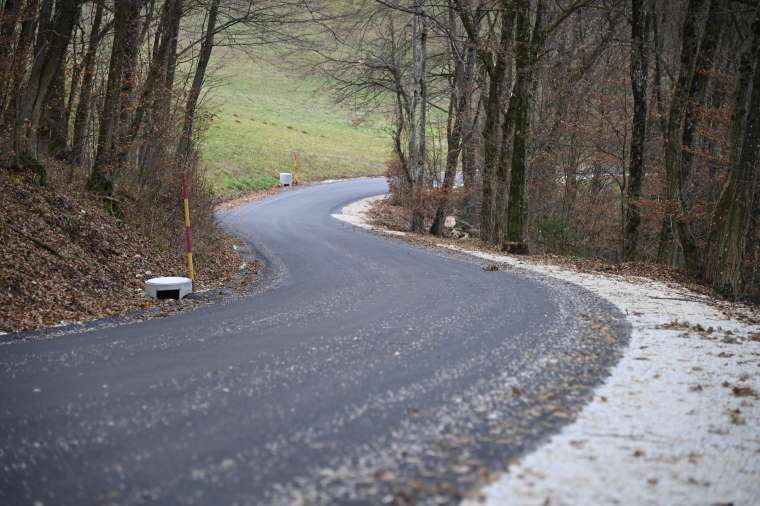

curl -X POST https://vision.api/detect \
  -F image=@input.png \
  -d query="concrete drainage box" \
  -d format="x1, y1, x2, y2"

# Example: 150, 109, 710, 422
279, 172, 293, 186
145, 277, 193, 300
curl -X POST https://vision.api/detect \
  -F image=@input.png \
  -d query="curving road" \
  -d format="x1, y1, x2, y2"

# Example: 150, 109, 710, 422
0, 178, 628, 505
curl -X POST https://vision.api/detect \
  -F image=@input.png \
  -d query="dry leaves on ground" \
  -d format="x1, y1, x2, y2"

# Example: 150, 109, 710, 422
1, 172, 244, 333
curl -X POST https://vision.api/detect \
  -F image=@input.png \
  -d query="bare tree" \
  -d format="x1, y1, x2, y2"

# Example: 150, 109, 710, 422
706, 3, 760, 297
624, 0, 649, 260
430, 0, 477, 236
88, 0, 144, 200
12, 0, 82, 182
661, 0, 707, 272
71, 0, 108, 166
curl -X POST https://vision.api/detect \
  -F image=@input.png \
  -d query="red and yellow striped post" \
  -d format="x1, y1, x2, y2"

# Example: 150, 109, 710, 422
182, 171, 195, 281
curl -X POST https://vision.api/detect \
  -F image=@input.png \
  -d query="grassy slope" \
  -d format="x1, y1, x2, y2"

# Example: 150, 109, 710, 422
201, 52, 389, 196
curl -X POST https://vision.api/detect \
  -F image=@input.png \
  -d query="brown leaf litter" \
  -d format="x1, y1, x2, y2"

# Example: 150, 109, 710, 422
1, 172, 249, 333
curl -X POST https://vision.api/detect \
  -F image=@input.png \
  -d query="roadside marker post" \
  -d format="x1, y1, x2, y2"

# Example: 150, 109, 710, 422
292, 151, 299, 186
182, 171, 195, 281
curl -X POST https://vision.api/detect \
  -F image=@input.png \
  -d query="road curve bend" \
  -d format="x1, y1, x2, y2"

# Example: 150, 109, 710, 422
0, 177, 628, 505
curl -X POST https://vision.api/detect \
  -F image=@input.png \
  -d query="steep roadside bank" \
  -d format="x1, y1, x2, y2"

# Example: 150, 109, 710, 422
0, 172, 246, 334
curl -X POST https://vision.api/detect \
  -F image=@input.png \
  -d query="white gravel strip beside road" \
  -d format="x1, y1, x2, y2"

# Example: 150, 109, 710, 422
331, 195, 384, 228
334, 196, 760, 506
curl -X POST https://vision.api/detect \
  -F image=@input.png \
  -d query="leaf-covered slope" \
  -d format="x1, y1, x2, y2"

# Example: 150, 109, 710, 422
0, 173, 237, 332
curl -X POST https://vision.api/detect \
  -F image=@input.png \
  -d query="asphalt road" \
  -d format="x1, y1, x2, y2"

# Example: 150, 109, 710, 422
0, 178, 629, 505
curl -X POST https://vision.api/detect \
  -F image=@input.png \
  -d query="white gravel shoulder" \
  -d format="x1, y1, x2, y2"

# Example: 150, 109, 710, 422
331, 195, 408, 236
334, 196, 760, 506
331, 195, 385, 228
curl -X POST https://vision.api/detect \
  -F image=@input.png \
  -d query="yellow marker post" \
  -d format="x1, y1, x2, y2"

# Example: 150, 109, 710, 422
182, 171, 195, 280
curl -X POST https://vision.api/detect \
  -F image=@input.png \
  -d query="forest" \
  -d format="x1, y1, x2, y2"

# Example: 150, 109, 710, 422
1, 0, 759, 302
322, 0, 760, 301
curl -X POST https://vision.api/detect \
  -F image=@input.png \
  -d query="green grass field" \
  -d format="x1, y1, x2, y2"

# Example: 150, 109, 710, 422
200, 51, 389, 196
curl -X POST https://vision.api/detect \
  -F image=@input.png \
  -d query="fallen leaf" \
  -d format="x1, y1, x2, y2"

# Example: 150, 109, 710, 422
732, 386, 757, 398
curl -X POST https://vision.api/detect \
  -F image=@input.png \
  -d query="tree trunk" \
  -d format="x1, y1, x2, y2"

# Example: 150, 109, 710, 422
461, 82, 480, 193
34, 0, 54, 54
431, 6, 476, 236
652, 1, 673, 263
392, 84, 412, 189
88, 0, 142, 199
411, 0, 429, 234
681, 0, 724, 185
0, 0, 20, 116
130, 0, 182, 146
624, 0, 649, 260
493, 82, 518, 243
36, 0, 66, 158
662, 0, 706, 273
746, 167, 760, 298
42, 60, 71, 159
178, 0, 220, 161
134, 0, 183, 185
410, 3, 428, 232
65, 27, 82, 146
13, 0, 80, 182
407, 8, 419, 202
1, 0, 38, 134
71, 0, 105, 166
479, 8, 514, 243
504, 0, 544, 248
705, 5, 760, 297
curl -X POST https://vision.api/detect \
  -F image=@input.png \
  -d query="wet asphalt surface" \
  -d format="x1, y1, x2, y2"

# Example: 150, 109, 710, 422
0, 178, 629, 505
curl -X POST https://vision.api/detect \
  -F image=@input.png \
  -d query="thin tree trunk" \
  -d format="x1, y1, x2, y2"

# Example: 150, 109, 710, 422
134, 0, 183, 185
681, 0, 724, 186
178, 0, 220, 162
130, 0, 182, 146
461, 81, 480, 193
624, 0, 649, 260
479, 8, 514, 243
71, 0, 105, 166
405, 3, 420, 221
649, 0, 667, 143
662, 0, 706, 273
411, 0, 428, 234
34, 0, 54, 54
431, 14, 477, 236
0, 0, 20, 116
504, 0, 544, 249
37, 0, 66, 157
65, 27, 82, 141
113, 5, 145, 182
493, 78, 518, 244
652, 0, 676, 264
42, 67, 69, 158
